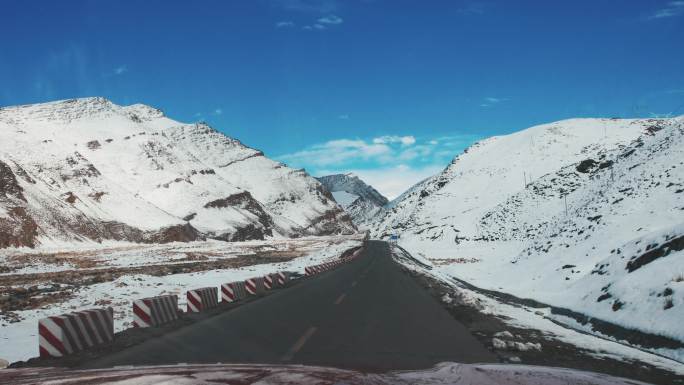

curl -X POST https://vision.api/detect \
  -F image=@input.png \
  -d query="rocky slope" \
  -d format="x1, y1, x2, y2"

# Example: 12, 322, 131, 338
0, 97, 355, 248
370, 117, 684, 348
317, 173, 388, 228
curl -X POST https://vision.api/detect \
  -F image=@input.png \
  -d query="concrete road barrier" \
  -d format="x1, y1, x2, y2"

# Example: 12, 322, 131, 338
268, 273, 280, 288
276, 271, 290, 286
39, 307, 113, 358
221, 281, 248, 303
187, 287, 219, 313
264, 274, 274, 290
245, 277, 266, 296
304, 247, 364, 278
133, 295, 179, 328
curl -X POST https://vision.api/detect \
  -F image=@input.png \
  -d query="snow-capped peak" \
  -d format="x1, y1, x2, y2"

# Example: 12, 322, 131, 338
0, 97, 166, 126
0, 98, 355, 248
317, 173, 388, 228
121, 103, 165, 121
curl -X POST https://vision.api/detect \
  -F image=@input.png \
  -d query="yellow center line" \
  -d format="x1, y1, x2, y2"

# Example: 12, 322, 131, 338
281, 326, 317, 361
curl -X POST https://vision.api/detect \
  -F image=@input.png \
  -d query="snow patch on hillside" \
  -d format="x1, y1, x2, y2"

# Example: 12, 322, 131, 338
332, 191, 360, 207
0, 97, 355, 248
372, 116, 684, 355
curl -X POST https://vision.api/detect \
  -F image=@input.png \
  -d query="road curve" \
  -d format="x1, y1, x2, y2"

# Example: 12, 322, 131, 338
81, 240, 497, 371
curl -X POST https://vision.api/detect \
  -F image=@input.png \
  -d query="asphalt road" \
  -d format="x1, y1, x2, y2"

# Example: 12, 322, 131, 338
82, 240, 496, 371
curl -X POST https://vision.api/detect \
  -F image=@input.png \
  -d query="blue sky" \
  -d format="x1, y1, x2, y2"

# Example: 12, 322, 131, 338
1, 0, 683, 198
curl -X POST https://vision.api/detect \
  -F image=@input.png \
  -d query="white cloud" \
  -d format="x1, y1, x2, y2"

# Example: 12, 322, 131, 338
303, 23, 329, 30
401, 136, 417, 146
279, 134, 476, 169
275, 21, 295, 28
372, 135, 416, 146
649, 1, 684, 19
300, 13, 343, 31
114, 65, 127, 75
653, 9, 676, 18
279, 138, 392, 167
398, 144, 434, 161
279, 134, 480, 198
337, 114, 350, 120
214, 108, 223, 115
480, 96, 507, 107
457, 2, 486, 16
317, 14, 343, 24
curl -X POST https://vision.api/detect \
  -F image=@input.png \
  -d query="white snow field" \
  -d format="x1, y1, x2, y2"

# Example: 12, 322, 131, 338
394, 245, 684, 376
372, 116, 684, 359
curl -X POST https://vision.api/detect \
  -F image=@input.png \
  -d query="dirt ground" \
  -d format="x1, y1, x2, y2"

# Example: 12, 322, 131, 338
0, 251, 301, 324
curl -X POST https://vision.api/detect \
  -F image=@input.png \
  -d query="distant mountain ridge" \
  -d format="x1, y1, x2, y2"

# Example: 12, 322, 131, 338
317, 173, 388, 207
0, 97, 356, 248
316, 173, 388, 228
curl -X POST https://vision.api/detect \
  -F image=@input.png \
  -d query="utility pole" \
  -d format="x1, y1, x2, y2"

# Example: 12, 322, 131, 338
564, 195, 568, 217
523, 172, 527, 188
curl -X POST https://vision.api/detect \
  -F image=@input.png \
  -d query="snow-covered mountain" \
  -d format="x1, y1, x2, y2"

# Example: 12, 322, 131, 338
370, 117, 684, 344
0, 97, 355, 248
317, 173, 388, 228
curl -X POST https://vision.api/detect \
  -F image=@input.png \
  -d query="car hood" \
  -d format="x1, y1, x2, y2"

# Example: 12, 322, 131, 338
0, 362, 652, 384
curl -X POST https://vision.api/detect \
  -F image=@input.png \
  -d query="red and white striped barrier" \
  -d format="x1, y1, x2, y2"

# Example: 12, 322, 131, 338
276, 271, 289, 285
264, 274, 274, 290
187, 287, 219, 313
133, 295, 179, 328
245, 277, 266, 296
303, 248, 363, 278
221, 281, 248, 303
39, 307, 114, 358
